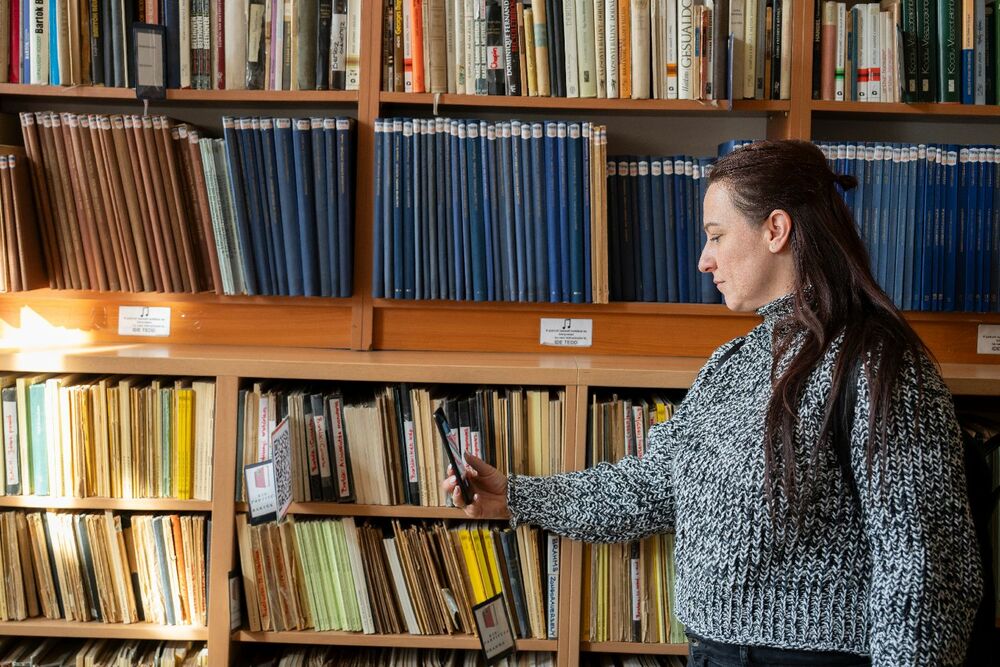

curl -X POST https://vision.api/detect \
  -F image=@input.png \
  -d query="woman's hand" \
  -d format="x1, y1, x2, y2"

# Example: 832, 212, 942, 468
440, 454, 512, 520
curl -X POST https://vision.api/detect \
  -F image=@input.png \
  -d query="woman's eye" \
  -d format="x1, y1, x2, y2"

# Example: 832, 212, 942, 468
708, 235, 720, 243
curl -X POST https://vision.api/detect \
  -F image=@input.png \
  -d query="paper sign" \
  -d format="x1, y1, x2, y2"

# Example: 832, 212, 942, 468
978, 325, 1000, 355
271, 417, 292, 522
472, 594, 516, 665
118, 306, 171, 337
540, 318, 593, 347
244, 460, 277, 525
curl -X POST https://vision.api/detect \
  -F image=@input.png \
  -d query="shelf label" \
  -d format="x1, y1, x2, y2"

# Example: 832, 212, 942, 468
977, 325, 1000, 355
540, 318, 593, 347
118, 306, 171, 337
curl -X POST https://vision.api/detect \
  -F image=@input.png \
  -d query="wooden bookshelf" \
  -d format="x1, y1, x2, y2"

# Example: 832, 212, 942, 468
0, 496, 211, 512
0, 619, 208, 641
1, 0, 998, 664
234, 630, 557, 651
581, 641, 689, 656
0, 83, 359, 104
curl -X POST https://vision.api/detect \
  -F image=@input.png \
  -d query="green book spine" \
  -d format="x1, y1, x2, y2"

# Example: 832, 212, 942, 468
936, 0, 960, 101
28, 384, 48, 496
901, 0, 919, 102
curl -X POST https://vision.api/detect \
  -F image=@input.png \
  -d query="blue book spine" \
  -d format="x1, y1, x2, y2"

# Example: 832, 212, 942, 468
850, 144, 865, 237
411, 121, 424, 299
511, 122, 528, 302
663, 159, 679, 302
567, 124, 584, 303
698, 159, 717, 303
465, 121, 485, 301
434, 119, 449, 300
925, 146, 941, 311
870, 145, 885, 288
273, 119, 303, 296
49, 0, 58, 85
969, 147, 984, 311
979, 148, 995, 311
326, 118, 343, 298
252, 119, 281, 295
673, 159, 689, 302
530, 123, 548, 303
221, 118, 259, 295
480, 123, 497, 302
962, 40, 975, 104
879, 147, 896, 297
164, 1, 181, 87
618, 159, 635, 302
843, 144, 857, 214
485, 122, 501, 301
629, 159, 643, 301
556, 123, 570, 302
152, 517, 177, 625
240, 119, 273, 295
892, 146, 909, 307
391, 121, 405, 298
520, 124, 537, 302
292, 119, 319, 296
424, 121, 438, 300
21, 0, 30, 83
338, 118, 354, 298
311, 119, 332, 297
958, 148, 973, 310
902, 145, 919, 311
373, 120, 385, 297
447, 121, 460, 300
581, 124, 592, 303
992, 147, 1000, 311
402, 120, 415, 298
649, 160, 667, 302
606, 160, 620, 301
636, 159, 656, 302
544, 123, 561, 302
498, 122, 516, 301
910, 145, 926, 310
454, 121, 469, 300
259, 119, 288, 296
945, 146, 961, 311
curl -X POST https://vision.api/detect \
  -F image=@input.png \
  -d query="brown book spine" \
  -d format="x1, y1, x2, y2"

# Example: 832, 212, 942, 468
155, 118, 199, 292
55, 112, 104, 291
85, 114, 133, 291
105, 116, 155, 292
9, 155, 48, 290
0, 157, 16, 291
125, 115, 170, 292
67, 116, 119, 291
31, 112, 76, 289
17, 114, 64, 289
39, 113, 87, 290
141, 116, 185, 292
180, 127, 224, 294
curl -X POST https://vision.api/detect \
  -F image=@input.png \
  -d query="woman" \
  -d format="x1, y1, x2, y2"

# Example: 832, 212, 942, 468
442, 140, 982, 665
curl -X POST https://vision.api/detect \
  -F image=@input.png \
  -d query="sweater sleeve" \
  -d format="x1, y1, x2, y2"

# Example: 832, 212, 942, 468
506, 339, 740, 544
853, 356, 982, 666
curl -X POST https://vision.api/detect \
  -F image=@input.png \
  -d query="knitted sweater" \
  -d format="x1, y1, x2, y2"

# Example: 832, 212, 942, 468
507, 294, 982, 665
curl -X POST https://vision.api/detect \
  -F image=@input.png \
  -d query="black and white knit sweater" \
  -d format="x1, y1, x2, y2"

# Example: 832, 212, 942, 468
508, 294, 982, 665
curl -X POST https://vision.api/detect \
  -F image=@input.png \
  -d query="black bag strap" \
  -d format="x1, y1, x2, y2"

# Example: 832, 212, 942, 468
833, 356, 863, 507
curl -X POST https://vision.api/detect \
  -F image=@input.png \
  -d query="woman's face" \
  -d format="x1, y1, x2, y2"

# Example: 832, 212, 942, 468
698, 183, 791, 312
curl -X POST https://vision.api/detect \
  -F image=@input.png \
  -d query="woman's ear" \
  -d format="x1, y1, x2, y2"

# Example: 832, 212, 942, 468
764, 209, 793, 253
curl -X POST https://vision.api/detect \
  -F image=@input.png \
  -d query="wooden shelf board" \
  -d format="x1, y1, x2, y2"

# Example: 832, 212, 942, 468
379, 91, 788, 114
0, 496, 211, 511
0, 290, 355, 349
576, 355, 705, 389
234, 501, 474, 519
0, 84, 358, 104
0, 619, 207, 640
234, 630, 555, 651
581, 641, 689, 656
811, 100, 1000, 118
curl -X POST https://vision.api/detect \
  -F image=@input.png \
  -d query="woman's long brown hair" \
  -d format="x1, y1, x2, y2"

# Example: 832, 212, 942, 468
708, 139, 929, 516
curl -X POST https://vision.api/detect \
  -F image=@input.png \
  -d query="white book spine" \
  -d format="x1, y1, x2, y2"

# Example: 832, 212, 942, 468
454, 0, 466, 92
476, 0, 486, 94
679, 0, 694, 99
181, 0, 192, 88
346, 0, 361, 90
546, 533, 560, 639
975, 0, 985, 104
742, 0, 756, 97
650, 0, 660, 98
224, 0, 247, 89
576, 0, 598, 97
631, 0, 651, 98
729, 0, 744, 99
402, 0, 413, 91
445, 0, 456, 92
563, 0, 580, 96
666, 0, 678, 98
834, 2, 846, 100
30, 0, 47, 85
594, 0, 607, 97
606, 0, 619, 97
867, 4, 880, 102
465, 0, 476, 93
880, 9, 891, 103
779, 0, 791, 99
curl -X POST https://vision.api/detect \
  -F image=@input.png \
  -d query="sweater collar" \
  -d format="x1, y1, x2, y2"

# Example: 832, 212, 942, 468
755, 292, 796, 330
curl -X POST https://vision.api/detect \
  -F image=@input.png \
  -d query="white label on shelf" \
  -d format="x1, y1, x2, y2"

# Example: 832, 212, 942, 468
540, 318, 593, 347
118, 306, 171, 337
977, 325, 1000, 355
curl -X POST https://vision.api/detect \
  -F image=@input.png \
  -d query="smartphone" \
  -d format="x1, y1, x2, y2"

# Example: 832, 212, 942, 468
433, 406, 473, 505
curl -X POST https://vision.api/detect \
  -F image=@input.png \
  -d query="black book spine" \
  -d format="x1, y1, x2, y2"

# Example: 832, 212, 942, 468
771, 0, 782, 100
90, 0, 104, 85
549, 0, 565, 96
486, 0, 506, 94
502, 0, 521, 95
316, 0, 332, 89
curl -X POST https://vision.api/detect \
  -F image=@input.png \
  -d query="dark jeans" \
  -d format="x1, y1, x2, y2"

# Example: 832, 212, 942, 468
687, 632, 872, 667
